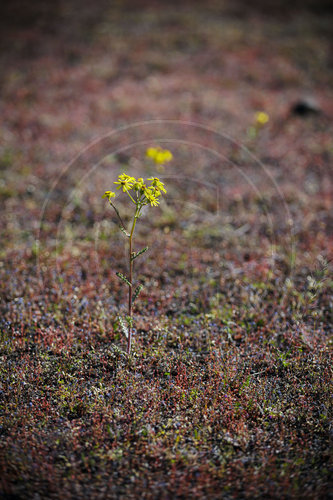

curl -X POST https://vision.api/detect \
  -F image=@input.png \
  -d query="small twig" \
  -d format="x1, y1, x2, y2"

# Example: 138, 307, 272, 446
110, 201, 128, 235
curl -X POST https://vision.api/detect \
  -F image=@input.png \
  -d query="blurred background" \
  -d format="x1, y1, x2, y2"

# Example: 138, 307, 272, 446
0, 0, 332, 291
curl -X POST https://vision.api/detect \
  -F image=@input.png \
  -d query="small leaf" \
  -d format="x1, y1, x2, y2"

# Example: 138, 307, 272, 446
131, 247, 149, 261
119, 226, 130, 237
132, 284, 144, 303
118, 316, 128, 339
116, 272, 132, 287
125, 315, 133, 328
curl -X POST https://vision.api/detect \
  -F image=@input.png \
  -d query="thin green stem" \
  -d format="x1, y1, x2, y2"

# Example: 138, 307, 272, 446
126, 189, 137, 204
127, 207, 140, 354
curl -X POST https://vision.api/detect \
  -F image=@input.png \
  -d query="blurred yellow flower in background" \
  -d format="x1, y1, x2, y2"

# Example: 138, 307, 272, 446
254, 111, 269, 126
146, 147, 173, 164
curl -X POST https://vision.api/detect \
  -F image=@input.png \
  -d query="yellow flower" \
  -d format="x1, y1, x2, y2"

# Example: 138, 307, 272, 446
114, 173, 135, 192
102, 191, 116, 200
133, 178, 145, 191
149, 196, 160, 207
144, 187, 160, 206
146, 147, 173, 164
255, 111, 269, 126
148, 177, 167, 194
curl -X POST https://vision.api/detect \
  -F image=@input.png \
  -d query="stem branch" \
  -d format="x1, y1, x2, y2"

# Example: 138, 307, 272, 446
110, 202, 127, 233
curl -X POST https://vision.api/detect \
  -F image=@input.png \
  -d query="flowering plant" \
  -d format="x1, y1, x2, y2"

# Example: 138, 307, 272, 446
103, 147, 173, 354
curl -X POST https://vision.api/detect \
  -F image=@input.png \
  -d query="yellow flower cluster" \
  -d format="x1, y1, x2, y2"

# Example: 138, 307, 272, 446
103, 147, 172, 207
103, 173, 167, 207
146, 147, 173, 164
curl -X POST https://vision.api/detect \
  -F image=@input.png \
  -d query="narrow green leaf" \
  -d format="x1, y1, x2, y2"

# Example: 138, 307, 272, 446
118, 316, 128, 339
116, 272, 132, 287
119, 226, 130, 237
131, 246, 149, 261
132, 284, 144, 303
125, 315, 133, 328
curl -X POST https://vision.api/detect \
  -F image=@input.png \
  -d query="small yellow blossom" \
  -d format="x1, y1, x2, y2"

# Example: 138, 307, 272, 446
148, 177, 167, 194
144, 186, 160, 206
146, 147, 173, 164
102, 191, 116, 200
255, 111, 269, 126
114, 174, 135, 192
149, 196, 160, 207
133, 178, 145, 191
